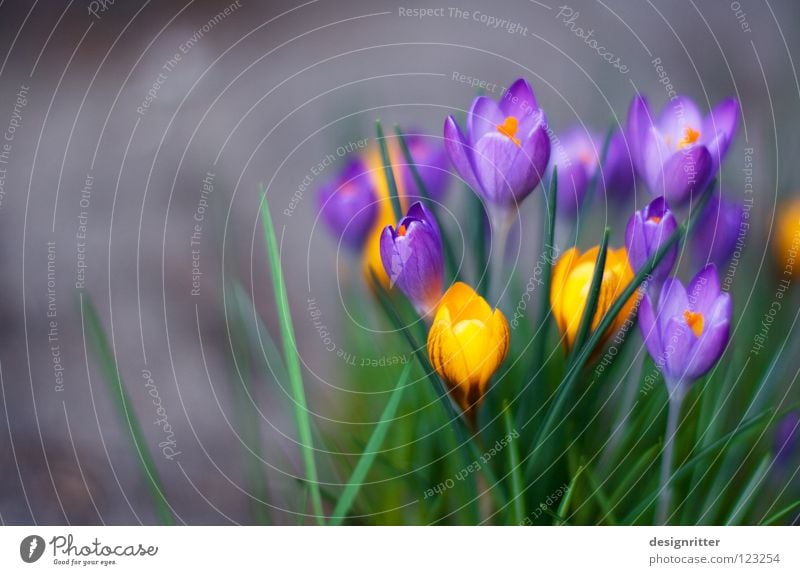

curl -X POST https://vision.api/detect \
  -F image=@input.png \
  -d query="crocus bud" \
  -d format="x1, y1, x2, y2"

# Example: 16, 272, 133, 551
317, 157, 378, 249
625, 196, 678, 283
380, 202, 444, 317
427, 282, 509, 415
550, 246, 638, 351
638, 264, 732, 390
627, 95, 738, 205
444, 77, 550, 208
691, 191, 744, 268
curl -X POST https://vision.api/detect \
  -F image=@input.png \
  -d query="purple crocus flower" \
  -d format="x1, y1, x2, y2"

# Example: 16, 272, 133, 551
625, 197, 678, 283
379, 202, 444, 317
317, 157, 378, 249
546, 126, 635, 217
774, 411, 799, 465
639, 264, 732, 389
444, 77, 551, 208
627, 95, 738, 205
397, 133, 450, 201
690, 190, 744, 268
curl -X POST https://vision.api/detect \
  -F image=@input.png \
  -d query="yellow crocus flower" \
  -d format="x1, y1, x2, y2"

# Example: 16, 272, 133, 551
773, 198, 800, 279
550, 246, 637, 351
427, 282, 509, 416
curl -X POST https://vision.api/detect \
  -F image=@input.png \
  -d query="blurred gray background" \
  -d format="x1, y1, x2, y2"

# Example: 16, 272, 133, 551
0, 0, 797, 524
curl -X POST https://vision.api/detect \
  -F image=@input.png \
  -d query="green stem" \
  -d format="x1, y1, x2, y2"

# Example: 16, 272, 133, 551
657, 385, 685, 525
376, 120, 403, 223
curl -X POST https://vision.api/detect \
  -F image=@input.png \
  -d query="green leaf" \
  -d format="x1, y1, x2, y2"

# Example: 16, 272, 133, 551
556, 463, 582, 524
260, 188, 324, 523
82, 295, 174, 525
724, 454, 770, 525
376, 119, 403, 223
502, 401, 525, 524
329, 362, 413, 525
569, 228, 610, 365
759, 499, 800, 526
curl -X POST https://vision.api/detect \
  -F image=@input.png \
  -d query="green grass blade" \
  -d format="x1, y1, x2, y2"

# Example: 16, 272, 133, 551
329, 362, 413, 525
724, 454, 770, 525
608, 440, 662, 504
759, 499, 800, 526
502, 401, 525, 524
376, 119, 403, 223
82, 295, 174, 525
556, 463, 582, 524
568, 227, 610, 365
516, 167, 558, 430
583, 463, 618, 525
260, 188, 324, 523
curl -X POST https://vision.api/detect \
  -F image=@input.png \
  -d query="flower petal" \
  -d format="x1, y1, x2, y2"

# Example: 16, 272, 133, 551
444, 116, 483, 195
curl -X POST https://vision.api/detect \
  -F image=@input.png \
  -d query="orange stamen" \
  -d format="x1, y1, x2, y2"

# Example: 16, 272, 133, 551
678, 126, 700, 149
397, 224, 407, 237
648, 216, 662, 224
496, 116, 521, 147
683, 310, 704, 337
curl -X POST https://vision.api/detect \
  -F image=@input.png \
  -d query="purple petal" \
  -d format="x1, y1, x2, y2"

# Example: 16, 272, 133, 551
663, 316, 693, 382
657, 277, 688, 333
444, 116, 482, 194
499, 78, 538, 120
600, 128, 635, 201
627, 95, 653, 179
703, 98, 739, 161
654, 145, 713, 205
638, 294, 664, 363
657, 95, 703, 143
685, 317, 729, 381
687, 264, 721, 314
468, 96, 504, 141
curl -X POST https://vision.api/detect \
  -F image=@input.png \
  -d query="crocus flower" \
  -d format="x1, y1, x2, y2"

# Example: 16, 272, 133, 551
638, 264, 732, 389
318, 157, 378, 249
772, 197, 800, 279
380, 202, 444, 317
691, 191, 744, 268
627, 95, 738, 205
394, 132, 450, 201
444, 77, 550, 207
427, 282, 509, 417
625, 196, 679, 283
546, 127, 634, 217
550, 246, 638, 351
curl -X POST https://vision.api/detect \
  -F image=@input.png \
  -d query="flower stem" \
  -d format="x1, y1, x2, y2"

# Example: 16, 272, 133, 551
489, 207, 515, 306
657, 384, 686, 524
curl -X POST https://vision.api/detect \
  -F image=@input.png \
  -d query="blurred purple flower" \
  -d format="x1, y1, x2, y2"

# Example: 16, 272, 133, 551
444, 77, 550, 207
627, 95, 738, 205
774, 411, 799, 465
380, 202, 444, 317
639, 264, 732, 389
625, 196, 678, 283
546, 127, 635, 217
691, 190, 744, 268
397, 133, 450, 201
317, 157, 378, 249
